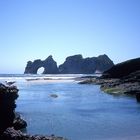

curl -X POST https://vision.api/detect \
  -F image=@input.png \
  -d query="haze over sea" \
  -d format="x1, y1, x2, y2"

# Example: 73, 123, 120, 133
0, 74, 140, 140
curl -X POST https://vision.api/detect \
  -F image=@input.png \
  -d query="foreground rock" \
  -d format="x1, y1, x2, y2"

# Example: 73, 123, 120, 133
1, 127, 66, 140
13, 113, 27, 130
24, 54, 114, 74
79, 58, 140, 101
0, 83, 66, 140
0, 83, 19, 133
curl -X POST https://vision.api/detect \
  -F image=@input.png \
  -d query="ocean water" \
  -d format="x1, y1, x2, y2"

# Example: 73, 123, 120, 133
1, 74, 140, 140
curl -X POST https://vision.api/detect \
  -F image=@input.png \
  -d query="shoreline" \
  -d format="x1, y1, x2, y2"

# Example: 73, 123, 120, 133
25, 78, 76, 83
0, 83, 67, 140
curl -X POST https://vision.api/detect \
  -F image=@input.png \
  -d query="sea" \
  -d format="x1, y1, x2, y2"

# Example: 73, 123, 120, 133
0, 74, 140, 140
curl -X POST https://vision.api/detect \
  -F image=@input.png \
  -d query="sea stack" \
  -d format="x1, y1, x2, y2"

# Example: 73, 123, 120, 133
24, 55, 59, 74
24, 54, 114, 74
59, 54, 114, 74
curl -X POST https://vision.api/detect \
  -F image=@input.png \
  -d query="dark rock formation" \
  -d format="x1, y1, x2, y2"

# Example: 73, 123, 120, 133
79, 57, 140, 102
136, 94, 140, 102
13, 113, 27, 130
59, 55, 84, 74
0, 83, 18, 134
1, 127, 66, 140
59, 54, 114, 74
0, 83, 66, 140
24, 55, 59, 74
102, 57, 140, 78
24, 54, 114, 74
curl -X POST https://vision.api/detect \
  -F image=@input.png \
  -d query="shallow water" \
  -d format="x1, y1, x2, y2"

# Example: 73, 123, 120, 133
1, 74, 140, 140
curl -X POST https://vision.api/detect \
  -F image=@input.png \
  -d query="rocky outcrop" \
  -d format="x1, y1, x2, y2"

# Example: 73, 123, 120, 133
24, 55, 59, 74
0, 83, 66, 140
13, 113, 27, 130
24, 54, 114, 74
0, 83, 27, 132
59, 55, 84, 74
0, 83, 19, 133
79, 57, 140, 102
102, 57, 140, 78
1, 127, 66, 140
59, 54, 114, 74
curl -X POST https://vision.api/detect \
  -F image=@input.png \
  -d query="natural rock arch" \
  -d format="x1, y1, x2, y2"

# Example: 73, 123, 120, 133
24, 54, 114, 74
37, 67, 45, 74
24, 56, 59, 74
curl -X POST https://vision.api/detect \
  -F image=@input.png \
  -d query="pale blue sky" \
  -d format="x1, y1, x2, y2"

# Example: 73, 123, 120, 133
0, 0, 140, 73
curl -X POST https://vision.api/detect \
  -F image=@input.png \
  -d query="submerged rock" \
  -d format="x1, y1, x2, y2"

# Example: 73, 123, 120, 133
50, 94, 58, 98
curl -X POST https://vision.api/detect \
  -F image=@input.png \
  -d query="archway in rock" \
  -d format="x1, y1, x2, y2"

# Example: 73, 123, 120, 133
37, 67, 45, 74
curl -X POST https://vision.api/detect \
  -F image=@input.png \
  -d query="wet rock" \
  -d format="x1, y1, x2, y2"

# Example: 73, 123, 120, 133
0, 83, 19, 133
50, 94, 58, 98
0, 83, 67, 140
136, 94, 140, 102
1, 127, 67, 140
13, 113, 27, 130
78, 57, 140, 101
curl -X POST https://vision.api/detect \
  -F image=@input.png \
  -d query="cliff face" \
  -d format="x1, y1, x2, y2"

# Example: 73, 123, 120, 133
59, 54, 114, 74
59, 55, 84, 74
102, 57, 140, 78
0, 83, 18, 133
24, 54, 114, 74
24, 55, 59, 74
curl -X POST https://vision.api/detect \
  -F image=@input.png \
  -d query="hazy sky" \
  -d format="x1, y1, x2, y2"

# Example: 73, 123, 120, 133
0, 0, 140, 74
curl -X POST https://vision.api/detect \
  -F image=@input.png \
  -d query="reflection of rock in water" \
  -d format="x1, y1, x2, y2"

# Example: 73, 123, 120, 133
50, 94, 58, 98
